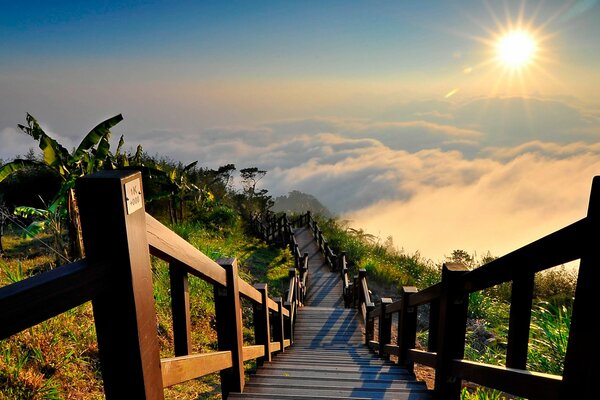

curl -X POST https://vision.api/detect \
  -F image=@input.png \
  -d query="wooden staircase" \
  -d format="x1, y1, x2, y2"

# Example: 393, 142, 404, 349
231, 226, 431, 399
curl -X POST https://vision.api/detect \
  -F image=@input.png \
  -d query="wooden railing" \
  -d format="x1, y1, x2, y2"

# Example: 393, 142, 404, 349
252, 212, 308, 307
363, 176, 600, 399
0, 170, 295, 399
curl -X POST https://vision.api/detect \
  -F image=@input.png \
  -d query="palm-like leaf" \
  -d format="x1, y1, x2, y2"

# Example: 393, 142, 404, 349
18, 114, 70, 171
0, 159, 49, 182
71, 114, 123, 161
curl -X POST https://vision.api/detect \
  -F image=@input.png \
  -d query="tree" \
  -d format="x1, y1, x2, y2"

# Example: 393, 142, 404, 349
0, 113, 123, 259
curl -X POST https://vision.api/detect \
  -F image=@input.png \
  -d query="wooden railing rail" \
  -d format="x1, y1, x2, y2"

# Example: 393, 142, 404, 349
0, 170, 293, 399
362, 176, 600, 400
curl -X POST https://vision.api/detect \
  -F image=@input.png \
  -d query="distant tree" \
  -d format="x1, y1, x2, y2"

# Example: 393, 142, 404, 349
237, 167, 272, 219
271, 190, 333, 218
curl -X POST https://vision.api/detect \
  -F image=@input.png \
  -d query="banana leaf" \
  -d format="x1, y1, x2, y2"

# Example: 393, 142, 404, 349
0, 159, 49, 182
71, 114, 123, 161
18, 114, 70, 171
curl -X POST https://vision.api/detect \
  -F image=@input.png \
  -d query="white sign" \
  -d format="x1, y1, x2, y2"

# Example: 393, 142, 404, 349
124, 179, 143, 215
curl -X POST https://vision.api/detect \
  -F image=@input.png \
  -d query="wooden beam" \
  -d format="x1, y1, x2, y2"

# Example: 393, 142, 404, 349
146, 213, 227, 286
242, 345, 265, 362
161, 351, 232, 388
562, 175, 600, 398
407, 349, 437, 368
77, 170, 164, 399
214, 258, 245, 397
169, 262, 192, 356
506, 272, 534, 369
0, 259, 109, 340
433, 263, 469, 400
253, 283, 271, 365
452, 359, 561, 400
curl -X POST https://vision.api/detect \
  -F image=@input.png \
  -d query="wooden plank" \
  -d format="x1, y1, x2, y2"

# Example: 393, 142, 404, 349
77, 170, 164, 399
273, 297, 285, 353
267, 297, 279, 312
462, 218, 587, 293
269, 342, 281, 353
146, 213, 227, 287
161, 351, 232, 387
169, 262, 191, 356
367, 307, 380, 319
385, 299, 403, 314
398, 286, 418, 371
452, 359, 561, 400
0, 259, 109, 340
562, 175, 600, 398
284, 339, 291, 348
434, 263, 469, 399
378, 298, 393, 358
243, 345, 265, 362
214, 258, 245, 397
506, 273, 534, 369
369, 340, 380, 351
407, 349, 437, 367
238, 277, 262, 303
408, 283, 442, 307
253, 283, 271, 365
384, 344, 400, 356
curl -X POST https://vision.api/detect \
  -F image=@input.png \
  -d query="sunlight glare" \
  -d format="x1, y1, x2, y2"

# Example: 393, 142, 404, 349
496, 30, 536, 69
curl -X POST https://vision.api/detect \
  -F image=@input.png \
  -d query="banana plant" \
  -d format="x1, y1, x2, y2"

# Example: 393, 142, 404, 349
0, 113, 123, 260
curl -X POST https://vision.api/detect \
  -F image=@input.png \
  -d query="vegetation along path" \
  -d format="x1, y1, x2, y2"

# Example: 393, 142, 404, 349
230, 227, 431, 399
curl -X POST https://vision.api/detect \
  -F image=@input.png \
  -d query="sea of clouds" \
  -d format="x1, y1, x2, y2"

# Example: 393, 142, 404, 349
2, 95, 600, 261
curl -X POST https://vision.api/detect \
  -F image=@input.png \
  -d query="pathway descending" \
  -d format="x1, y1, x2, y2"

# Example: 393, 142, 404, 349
230, 226, 431, 399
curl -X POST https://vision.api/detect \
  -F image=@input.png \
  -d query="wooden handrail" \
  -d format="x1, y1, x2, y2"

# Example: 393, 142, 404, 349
147, 213, 227, 287
0, 170, 295, 399
363, 176, 600, 400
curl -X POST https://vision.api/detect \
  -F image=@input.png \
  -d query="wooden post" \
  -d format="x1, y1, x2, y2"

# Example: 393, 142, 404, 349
306, 211, 311, 227
379, 298, 393, 358
253, 283, 271, 365
273, 297, 285, 353
433, 263, 469, 400
353, 275, 359, 308
76, 170, 163, 399
428, 300, 439, 352
294, 243, 300, 268
562, 176, 600, 398
506, 272, 534, 369
398, 286, 418, 372
214, 258, 244, 397
170, 262, 192, 356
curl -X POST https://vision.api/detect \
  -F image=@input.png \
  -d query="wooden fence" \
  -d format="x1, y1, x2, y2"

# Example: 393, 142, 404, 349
0, 170, 300, 399
357, 176, 600, 399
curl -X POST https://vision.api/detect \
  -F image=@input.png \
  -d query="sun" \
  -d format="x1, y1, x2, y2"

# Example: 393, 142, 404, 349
496, 30, 537, 69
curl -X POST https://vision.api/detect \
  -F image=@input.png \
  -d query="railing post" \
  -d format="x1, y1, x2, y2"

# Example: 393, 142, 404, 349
428, 300, 439, 352
76, 170, 163, 399
214, 258, 245, 397
379, 298, 393, 358
273, 297, 286, 353
169, 262, 192, 356
294, 243, 300, 268
562, 176, 600, 398
398, 286, 418, 372
253, 283, 271, 366
306, 211, 311, 227
506, 272, 534, 369
433, 263, 469, 400
353, 275, 359, 308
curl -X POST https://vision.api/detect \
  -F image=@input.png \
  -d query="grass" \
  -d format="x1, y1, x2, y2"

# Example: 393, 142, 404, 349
316, 217, 439, 292
0, 216, 294, 399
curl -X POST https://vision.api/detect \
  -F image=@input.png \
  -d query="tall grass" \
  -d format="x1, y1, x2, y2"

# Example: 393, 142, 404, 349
317, 217, 439, 290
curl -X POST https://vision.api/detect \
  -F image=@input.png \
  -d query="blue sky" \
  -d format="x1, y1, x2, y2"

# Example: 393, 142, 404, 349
1, 0, 600, 261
